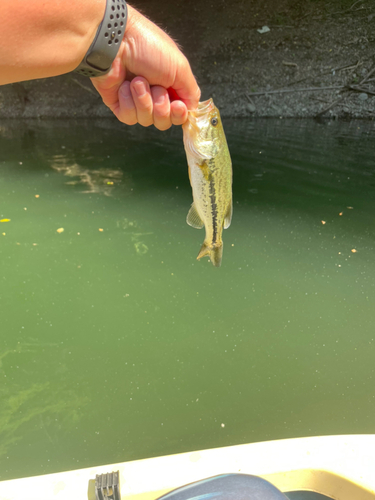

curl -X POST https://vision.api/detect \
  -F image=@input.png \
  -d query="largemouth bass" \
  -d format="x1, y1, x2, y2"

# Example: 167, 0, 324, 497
182, 98, 233, 267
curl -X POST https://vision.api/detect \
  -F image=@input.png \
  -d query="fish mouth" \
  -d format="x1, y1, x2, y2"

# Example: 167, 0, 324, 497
195, 98, 215, 116
184, 98, 215, 132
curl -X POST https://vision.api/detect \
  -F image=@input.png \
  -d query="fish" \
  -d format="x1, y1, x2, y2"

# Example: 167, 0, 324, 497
182, 98, 233, 267
0, 219, 11, 222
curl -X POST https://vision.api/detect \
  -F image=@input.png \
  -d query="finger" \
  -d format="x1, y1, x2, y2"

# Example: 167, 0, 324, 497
130, 77, 153, 127
151, 86, 172, 131
116, 81, 138, 125
171, 100, 188, 126
172, 58, 201, 111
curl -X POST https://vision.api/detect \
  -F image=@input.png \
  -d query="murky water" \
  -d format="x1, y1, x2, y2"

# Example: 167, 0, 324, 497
0, 118, 374, 480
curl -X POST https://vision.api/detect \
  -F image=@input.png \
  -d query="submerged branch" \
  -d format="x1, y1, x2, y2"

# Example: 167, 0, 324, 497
246, 83, 375, 98
246, 85, 345, 97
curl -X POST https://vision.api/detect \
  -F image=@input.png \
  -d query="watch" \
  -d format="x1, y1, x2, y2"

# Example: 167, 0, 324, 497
75, 0, 127, 77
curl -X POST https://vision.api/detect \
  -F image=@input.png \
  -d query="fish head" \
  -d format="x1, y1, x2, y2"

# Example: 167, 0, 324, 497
182, 98, 223, 161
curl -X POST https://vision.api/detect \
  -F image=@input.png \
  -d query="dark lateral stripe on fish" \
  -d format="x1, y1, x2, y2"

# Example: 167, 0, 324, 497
209, 178, 218, 245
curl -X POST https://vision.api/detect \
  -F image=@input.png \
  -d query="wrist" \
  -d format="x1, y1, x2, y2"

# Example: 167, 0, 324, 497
75, 0, 128, 77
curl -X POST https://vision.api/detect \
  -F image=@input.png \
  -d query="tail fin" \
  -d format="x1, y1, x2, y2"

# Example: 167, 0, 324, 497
197, 242, 223, 267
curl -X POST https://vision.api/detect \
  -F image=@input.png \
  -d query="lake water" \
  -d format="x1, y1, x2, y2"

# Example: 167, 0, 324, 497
0, 118, 374, 481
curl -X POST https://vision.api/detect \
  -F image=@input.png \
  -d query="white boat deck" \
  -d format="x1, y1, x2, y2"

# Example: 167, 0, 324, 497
0, 435, 374, 500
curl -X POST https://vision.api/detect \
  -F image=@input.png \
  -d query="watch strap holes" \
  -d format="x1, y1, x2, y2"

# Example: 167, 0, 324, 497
74, 0, 127, 77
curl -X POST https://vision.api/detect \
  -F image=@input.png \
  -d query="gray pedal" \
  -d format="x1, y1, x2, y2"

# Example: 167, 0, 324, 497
95, 471, 121, 500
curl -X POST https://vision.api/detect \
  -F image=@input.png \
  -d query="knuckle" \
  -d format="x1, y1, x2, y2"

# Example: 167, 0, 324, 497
154, 108, 170, 120
137, 103, 153, 114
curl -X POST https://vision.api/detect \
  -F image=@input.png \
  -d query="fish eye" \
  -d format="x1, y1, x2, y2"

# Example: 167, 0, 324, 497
211, 117, 218, 127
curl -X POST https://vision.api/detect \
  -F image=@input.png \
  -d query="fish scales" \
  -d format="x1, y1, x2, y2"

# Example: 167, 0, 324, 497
182, 98, 233, 267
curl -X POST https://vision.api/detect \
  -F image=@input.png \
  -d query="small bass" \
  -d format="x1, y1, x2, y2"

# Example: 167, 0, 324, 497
182, 98, 233, 267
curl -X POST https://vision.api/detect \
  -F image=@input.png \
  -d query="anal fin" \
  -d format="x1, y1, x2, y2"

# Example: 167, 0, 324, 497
224, 200, 233, 229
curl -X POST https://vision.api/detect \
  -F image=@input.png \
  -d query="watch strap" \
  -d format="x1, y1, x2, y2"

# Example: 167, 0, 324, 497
75, 0, 127, 77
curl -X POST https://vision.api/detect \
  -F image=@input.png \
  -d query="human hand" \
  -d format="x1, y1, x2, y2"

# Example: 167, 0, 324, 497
91, 5, 200, 130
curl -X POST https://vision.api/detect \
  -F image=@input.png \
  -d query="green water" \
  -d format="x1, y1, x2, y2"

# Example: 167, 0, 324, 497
0, 118, 374, 481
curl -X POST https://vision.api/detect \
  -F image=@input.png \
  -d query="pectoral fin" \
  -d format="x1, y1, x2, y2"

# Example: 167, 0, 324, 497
187, 203, 204, 229
198, 160, 212, 181
224, 200, 233, 229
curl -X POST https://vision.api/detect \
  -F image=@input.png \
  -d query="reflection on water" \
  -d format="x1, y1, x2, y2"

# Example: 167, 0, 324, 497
50, 155, 123, 196
0, 118, 375, 481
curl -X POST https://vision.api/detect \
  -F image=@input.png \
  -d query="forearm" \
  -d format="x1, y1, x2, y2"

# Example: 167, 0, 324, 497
0, 0, 105, 85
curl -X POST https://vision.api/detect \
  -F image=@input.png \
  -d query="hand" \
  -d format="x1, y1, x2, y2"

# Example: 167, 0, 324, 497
91, 5, 201, 130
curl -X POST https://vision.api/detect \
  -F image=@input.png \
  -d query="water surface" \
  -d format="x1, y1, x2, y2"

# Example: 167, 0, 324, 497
0, 118, 374, 480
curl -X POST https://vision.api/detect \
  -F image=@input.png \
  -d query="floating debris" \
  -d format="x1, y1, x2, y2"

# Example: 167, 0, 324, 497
257, 26, 270, 34
56, 228, 64, 234
134, 241, 148, 255
282, 61, 298, 68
